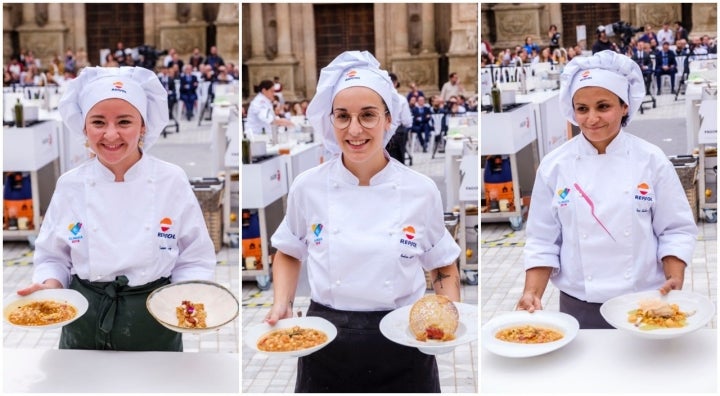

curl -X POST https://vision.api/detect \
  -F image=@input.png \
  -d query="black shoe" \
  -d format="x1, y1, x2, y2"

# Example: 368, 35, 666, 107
656, 91, 661, 95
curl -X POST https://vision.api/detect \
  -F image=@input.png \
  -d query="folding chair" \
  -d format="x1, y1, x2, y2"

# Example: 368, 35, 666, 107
675, 55, 689, 101
430, 113, 445, 159
404, 130, 414, 166
162, 79, 180, 138
639, 56, 656, 114
197, 81, 213, 126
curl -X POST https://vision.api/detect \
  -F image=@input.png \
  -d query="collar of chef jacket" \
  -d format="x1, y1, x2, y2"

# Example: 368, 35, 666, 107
252, 93, 272, 107
91, 153, 150, 182
331, 152, 396, 186
577, 129, 629, 156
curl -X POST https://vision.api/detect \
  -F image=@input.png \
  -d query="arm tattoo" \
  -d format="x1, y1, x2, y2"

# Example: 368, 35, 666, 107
433, 271, 450, 288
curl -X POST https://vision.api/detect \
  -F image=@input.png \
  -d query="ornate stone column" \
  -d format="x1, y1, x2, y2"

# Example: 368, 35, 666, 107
20, 4, 34, 27
421, 3, 435, 54
275, 4, 294, 61
248, 3, 265, 60
446, 3, 478, 94
16, 4, 68, 67
246, 4, 299, 102
391, 3, 441, 95
3, 4, 15, 63
690, 3, 717, 38
392, 4, 410, 56
158, 4, 207, 60
46, 4, 63, 28
215, 3, 239, 66
190, 4, 203, 22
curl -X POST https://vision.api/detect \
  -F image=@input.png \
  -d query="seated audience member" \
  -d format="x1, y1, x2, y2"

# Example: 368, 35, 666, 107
632, 41, 653, 95
179, 64, 199, 120
411, 95, 433, 153
654, 41, 677, 95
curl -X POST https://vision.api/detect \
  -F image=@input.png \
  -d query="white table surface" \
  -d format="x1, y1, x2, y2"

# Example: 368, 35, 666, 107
481, 329, 717, 393
4, 348, 239, 393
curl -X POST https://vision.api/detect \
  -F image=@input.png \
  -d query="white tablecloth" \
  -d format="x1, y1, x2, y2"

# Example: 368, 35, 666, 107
481, 329, 717, 393
4, 348, 239, 393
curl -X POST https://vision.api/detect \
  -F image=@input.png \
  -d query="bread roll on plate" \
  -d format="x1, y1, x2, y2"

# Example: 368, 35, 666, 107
409, 295, 459, 341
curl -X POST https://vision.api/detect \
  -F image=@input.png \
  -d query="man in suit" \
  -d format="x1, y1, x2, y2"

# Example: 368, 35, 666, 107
654, 41, 677, 95
179, 64, 199, 120
632, 41, 653, 95
411, 95, 433, 152
158, 65, 177, 119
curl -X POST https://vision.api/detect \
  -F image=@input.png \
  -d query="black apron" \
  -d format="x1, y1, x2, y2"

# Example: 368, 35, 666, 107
295, 300, 440, 393
59, 275, 182, 351
559, 291, 614, 329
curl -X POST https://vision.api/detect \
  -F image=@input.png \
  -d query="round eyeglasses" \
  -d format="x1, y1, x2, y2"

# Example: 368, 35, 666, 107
330, 110, 388, 130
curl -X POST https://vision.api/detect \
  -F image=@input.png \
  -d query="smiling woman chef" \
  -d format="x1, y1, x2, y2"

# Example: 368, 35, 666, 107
264, 51, 461, 393
517, 50, 698, 328
17, 66, 216, 350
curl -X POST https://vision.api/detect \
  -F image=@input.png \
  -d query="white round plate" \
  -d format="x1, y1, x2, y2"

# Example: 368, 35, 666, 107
244, 316, 337, 358
379, 302, 477, 355
600, 290, 714, 339
146, 281, 239, 334
481, 310, 579, 358
3, 289, 89, 330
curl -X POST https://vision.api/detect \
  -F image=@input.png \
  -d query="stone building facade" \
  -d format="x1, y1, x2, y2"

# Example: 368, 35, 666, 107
482, 3, 717, 53
242, 3, 478, 102
3, 3, 238, 70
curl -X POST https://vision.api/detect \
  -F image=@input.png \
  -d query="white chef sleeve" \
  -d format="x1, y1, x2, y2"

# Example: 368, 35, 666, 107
420, 186, 460, 271
652, 159, 698, 266
170, 182, 216, 283
524, 169, 562, 270
397, 93, 413, 129
252, 100, 275, 126
32, 189, 73, 288
270, 182, 309, 261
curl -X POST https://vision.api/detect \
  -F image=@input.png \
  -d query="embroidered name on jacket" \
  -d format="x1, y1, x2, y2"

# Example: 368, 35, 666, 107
67, 222, 83, 243
400, 225, 417, 247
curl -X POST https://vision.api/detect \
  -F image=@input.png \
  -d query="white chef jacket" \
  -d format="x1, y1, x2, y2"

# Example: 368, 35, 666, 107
396, 91, 413, 129
32, 155, 216, 288
524, 130, 697, 303
245, 93, 275, 136
271, 155, 461, 311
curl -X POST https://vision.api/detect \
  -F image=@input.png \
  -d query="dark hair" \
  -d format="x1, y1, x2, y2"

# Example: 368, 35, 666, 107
619, 98, 629, 127
254, 80, 274, 93
388, 72, 399, 88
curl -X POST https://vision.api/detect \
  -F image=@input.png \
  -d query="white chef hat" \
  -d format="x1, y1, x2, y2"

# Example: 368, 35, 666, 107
306, 51, 401, 155
559, 50, 645, 126
58, 66, 168, 151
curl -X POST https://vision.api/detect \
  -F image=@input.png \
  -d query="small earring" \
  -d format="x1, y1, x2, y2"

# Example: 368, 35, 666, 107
84, 140, 89, 148
138, 133, 145, 149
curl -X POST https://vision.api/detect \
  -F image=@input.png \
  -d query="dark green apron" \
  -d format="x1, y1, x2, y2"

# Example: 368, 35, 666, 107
60, 275, 182, 351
